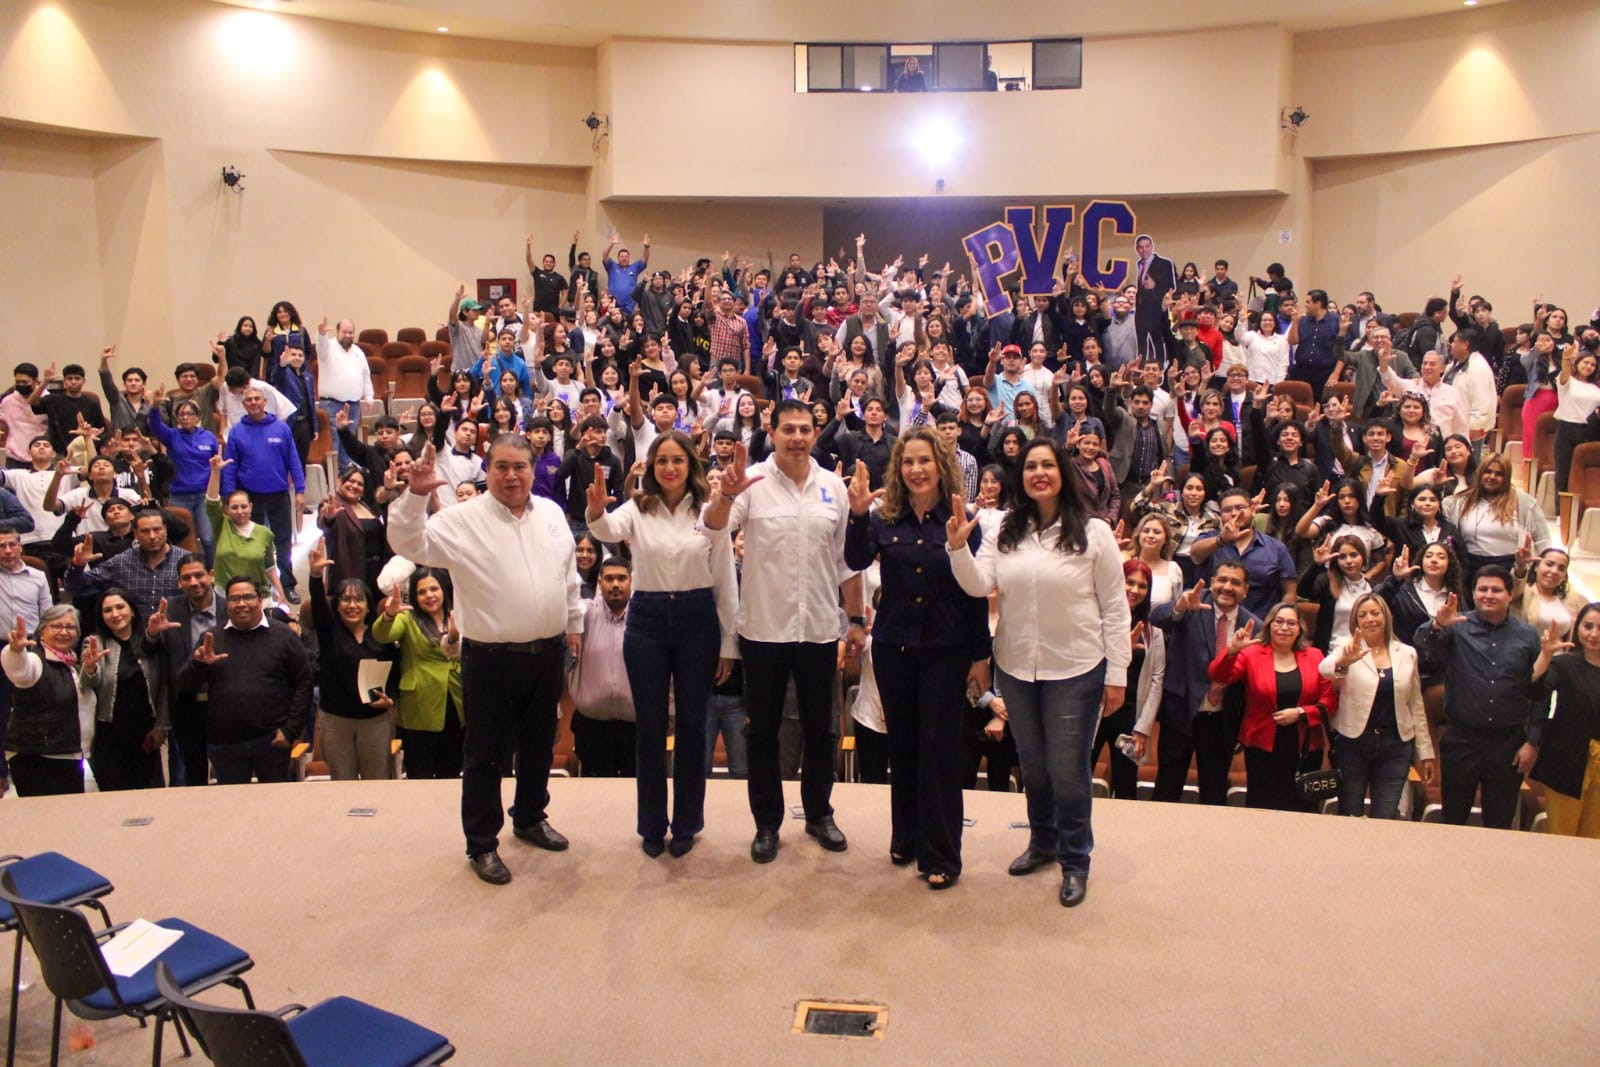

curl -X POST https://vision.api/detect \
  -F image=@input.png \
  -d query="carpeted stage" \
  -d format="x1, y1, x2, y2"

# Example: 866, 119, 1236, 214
5, 779, 1598, 1064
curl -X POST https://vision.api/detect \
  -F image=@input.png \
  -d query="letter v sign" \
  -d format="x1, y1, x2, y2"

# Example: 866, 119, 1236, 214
1004, 206, 1075, 297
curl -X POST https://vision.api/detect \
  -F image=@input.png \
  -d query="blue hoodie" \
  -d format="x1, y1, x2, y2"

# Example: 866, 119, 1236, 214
148, 406, 219, 495
220, 413, 305, 496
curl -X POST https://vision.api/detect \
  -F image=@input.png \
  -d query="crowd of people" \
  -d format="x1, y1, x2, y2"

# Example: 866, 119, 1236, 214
2, 232, 1598, 910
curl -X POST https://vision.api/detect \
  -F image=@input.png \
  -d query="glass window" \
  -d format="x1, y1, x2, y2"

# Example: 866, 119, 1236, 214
933, 43, 985, 91
1032, 39, 1083, 90
806, 44, 843, 91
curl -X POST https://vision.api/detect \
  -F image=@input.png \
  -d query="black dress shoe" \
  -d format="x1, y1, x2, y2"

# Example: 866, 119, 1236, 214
1059, 874, 1088, 908
804, 816, 848, 852
750, 827, 780, 864
641, 837, 665, 858
513, 820, 570, 851
1008, 847, 1058, 876
668, 835, 696, 858
470, 851, 511, 885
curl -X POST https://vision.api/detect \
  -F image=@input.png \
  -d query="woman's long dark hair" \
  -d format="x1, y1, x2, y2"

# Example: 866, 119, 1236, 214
636, 431, 710, 515
267, 301, 303, 331
1196, 427, 1241, 503
998, 438, 1089, 555
89, 586, 146, 644
408, 566, 454, 644
1315, 476, 1377, 530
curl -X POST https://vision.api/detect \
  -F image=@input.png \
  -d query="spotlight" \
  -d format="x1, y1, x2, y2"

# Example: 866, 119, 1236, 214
584, 112, 607, 132
221, 165, 245, 192
1280, 106, 1310, 131
916, 117, 958, 167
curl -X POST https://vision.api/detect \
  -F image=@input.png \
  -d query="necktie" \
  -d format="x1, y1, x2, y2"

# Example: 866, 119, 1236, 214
1204, 611, 1230, 707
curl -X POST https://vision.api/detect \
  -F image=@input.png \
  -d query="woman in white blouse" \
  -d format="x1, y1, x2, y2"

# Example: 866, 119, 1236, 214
1126, 513, 1185, 607
1553, 339, 1600, 495
1234, 308, 1289, 385
586, 431, 739, 858
1442, 453, 1551, 600
948, 437, 1131, 909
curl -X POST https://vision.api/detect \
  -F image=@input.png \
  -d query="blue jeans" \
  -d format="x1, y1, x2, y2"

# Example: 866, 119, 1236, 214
319, 400, 361, 469
250, 490, 297, 592
706, 693, 747, 779
208, 733, 290, 785
1333, 729, 1415, 819
623, 589, 721, 841
997, 661, 1106, 876
169, 490, 214, 565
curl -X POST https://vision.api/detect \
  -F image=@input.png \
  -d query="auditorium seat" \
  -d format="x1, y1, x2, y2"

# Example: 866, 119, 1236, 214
435, 327, 450, 343
419, 340, 451, 364
1526, 412, 1557, 515
367, 356, 391, 396
1323, 381, 1355, 406
392, 355, 432, 400
358, 328, 388, 347
1495, 384, 1525, 459
396, 327, 428, 346
358, 341, 380, 361
1273, 381, 1313, 409
381, 340, 418, 362
1395, 311, 1420, 331
193, 364, 216, 385
309, 406, 332, 465
164, 506, 199, 553
1559, 441, 1600, 550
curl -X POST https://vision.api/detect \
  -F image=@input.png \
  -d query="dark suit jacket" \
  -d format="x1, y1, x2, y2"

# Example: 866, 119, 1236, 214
1149, 599, 1259, 737
160, 591, 225, 709
1010, 310, 1065, 363
1133, 255, 1177, 323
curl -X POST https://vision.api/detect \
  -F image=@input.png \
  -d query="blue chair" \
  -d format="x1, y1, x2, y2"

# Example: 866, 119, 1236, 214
0, 853, 114, 1067
0, 871, 253, 1067
155, 962, 455, 1066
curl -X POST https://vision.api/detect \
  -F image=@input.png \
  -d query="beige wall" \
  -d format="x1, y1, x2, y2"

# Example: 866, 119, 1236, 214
1297, 0, 1600, 318
602, 28, 1292, 201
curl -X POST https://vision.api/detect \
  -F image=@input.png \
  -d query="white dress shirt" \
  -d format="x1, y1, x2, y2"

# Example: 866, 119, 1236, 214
386, 489, 582, 643
1382, 369, 1469, 441
723, 457, 853, 645
218, 379, 299, 429
0, 468, 72, 540
948, 515, 1132, 685
1450, 352, 1498, 436
1234, 320, 1289, 384
316, 336, 376, 403
588, 495, 740, 658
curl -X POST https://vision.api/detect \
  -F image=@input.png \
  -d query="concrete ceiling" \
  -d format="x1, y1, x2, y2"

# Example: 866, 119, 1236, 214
217, 0, 1516, 46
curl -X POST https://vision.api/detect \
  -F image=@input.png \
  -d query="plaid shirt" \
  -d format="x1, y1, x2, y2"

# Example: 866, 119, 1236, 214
709, 308, 749, 366
65, 545, 186, 618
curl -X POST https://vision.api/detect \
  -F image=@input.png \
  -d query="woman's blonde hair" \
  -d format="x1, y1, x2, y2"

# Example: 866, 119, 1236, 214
1346, 591, 1394, 645
878, 427, 963, 525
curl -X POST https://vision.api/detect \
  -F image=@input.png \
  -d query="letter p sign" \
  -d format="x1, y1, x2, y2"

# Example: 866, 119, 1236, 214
963, 222, 1019, 317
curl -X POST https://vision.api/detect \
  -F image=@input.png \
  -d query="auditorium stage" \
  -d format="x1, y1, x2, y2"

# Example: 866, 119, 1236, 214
4, 779, 1598, 1064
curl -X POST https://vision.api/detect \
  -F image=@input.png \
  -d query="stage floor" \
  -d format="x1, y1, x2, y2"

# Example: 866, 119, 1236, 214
4, 779, 1598, 1064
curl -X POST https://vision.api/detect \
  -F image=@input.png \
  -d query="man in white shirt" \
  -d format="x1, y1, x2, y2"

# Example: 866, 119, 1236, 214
1382, 350, 1469, 442
1442, 327, 1497, 444
0, 528, 52, 799
389, 434, 584, 886
703, 399, 866, 864
215, 367, 298, 430
315, 317, 375, 469
434, 419, 485, 492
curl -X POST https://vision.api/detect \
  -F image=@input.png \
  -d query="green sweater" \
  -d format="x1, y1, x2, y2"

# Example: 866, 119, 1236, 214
207, 497, 278, 594
371, 609, 464, 732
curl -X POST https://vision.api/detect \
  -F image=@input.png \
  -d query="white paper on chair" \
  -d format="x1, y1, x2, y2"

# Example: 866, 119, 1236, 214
101, 919, 183, 977
357, 659, 390, 705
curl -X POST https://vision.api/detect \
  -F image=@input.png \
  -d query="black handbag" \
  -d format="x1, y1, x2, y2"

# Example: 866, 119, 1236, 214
1294, 724, 1341, 804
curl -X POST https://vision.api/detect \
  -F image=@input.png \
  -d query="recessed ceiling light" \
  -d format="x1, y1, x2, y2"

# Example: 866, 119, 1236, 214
1463, 0, 1478, 5
437, 25, 449, 32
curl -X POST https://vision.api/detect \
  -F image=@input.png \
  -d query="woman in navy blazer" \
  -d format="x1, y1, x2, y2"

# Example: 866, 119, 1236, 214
1208, 601, 1335, 810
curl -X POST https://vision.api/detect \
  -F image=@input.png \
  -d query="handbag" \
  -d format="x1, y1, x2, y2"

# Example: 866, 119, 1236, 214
1293, 723, 1341, 804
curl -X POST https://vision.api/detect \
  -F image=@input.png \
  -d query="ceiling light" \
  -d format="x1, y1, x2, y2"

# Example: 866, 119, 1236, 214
437, 26, 449, 32
1463, 1, 1478, 5
916, 117, 959, 166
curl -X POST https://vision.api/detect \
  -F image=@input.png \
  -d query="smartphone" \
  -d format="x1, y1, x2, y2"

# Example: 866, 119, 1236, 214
367, 688, 386, 702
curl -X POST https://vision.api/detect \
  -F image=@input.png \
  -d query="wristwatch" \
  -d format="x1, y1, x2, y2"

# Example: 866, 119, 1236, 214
848, 615, 867, 627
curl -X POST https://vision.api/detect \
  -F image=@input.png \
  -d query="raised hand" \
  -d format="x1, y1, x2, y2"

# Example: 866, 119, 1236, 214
407, 443, 447, 498
1227, 618, 1257, 655
1313, 533, 1336, 566
1337, 635, 1368, 668
147, 598, 180, 637
192, 631, 228, 665
1130, 621, 1147, 652
1114, 519, 1131, 553
1174, 580, 1207, 615
584, 463, 617, 519
80, 635, 107, 674
209, 451, 232, 471
717, 442, 764, 498
381, 585, 409, 620
1390, 546, 1415, 580
1540, 620, 1574, 659
100, 344, 116, 365
7, 614, 33, 653
846, 460, 883, 516
946, 493, 978, 547
1434, 592, 1462, 629
1515, 530, 1534, 570
72, 534, 101, 570
308, 541, 335, 577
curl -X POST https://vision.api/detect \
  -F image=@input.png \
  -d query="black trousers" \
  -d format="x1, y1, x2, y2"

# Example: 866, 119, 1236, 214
459, 641, 563, 857
399, 700, 464, 780
854, 723, 889, 785
740, 638, 837, 831
571, 711, 637, 778
7, 754, 84, 796
89, 731, 162, 791
1440, 724, 1524, 829
169, 695, 209, 786
1152, 694, 1234, 805
873, 642, 968, 876
1554, 419, 1592, 495
1090, 701, 1139, 800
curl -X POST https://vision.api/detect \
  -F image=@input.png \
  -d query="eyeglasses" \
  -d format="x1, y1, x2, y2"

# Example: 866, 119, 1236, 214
226, 593, 260, 604
43, 622, 79, 632
337, 596, 367, 605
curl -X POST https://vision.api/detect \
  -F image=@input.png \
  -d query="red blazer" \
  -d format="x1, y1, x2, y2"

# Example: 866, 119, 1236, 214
1207, 644, 1335, 753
